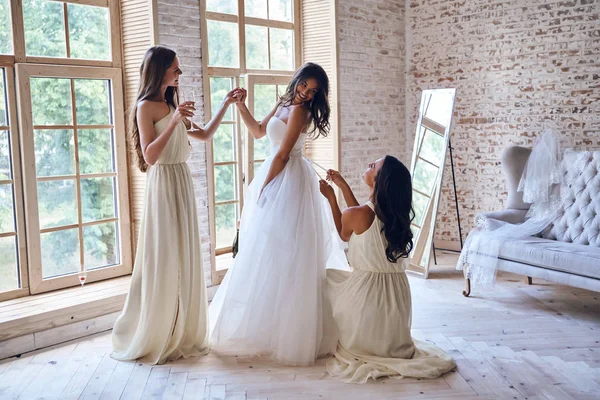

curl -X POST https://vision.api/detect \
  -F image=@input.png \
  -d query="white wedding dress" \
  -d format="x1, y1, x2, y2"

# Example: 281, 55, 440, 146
209, 116, 350, 366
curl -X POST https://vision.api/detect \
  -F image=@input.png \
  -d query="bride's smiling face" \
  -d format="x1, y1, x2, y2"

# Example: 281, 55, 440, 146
362, 158, 385, 187
294, 78, 319, 104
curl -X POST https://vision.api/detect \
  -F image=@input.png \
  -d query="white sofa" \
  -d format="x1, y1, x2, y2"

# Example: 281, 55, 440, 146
463, 147, 600, 296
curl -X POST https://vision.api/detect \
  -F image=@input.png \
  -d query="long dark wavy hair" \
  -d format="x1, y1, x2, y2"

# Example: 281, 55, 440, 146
130, 46, 179, 172
373, 156, 415, 262
278, 62, 330, 138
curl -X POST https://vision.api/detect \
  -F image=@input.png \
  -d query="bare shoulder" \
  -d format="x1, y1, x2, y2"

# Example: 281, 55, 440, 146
137, 99, 155, 111
289, 104, 310, 118
343, 204, 376, 234
288, 105, 311, 130
137, 100, 168, 122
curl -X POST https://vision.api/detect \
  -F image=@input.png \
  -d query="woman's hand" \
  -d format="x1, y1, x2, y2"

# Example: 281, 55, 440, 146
234, 88, 247, 105
223, 88, 238, 106
171, 101, 195, 126
319, 179, 335, 201
326, 169, 348, 188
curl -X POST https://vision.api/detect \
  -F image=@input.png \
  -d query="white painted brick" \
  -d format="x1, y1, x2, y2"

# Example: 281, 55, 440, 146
157, 0, 213, 284
406, 0, 600, 244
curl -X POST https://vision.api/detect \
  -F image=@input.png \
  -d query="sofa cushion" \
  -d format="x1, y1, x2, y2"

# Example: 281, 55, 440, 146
542, 151, 600, 247
499, 237, 600, 280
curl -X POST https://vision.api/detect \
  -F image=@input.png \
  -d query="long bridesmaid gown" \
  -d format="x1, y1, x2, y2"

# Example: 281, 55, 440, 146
111, 107, 209, 365
326, 201, 456, 383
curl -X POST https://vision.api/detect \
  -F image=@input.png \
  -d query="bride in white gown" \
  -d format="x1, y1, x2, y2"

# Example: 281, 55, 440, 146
209, 63, 349, 366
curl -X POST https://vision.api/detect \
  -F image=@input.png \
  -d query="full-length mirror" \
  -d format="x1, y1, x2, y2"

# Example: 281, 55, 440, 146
408, 88, 456, 277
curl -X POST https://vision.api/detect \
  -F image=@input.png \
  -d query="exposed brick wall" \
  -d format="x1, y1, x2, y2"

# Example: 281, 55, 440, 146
337, 0, 407, 204
405, 0, 600, 243
157, 0, 213, 286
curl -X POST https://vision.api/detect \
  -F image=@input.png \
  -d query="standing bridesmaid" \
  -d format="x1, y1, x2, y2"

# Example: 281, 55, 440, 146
111, 46, 237, 364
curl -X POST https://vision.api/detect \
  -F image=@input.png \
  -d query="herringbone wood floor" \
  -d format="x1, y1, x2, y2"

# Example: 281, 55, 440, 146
1, 253, 599, 400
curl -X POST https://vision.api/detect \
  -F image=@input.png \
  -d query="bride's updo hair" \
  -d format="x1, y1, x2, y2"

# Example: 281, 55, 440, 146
278, 62, 330, 139
373, 156, 415, 262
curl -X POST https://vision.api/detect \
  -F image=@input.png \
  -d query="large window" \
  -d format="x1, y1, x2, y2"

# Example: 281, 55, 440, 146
201, 0, 300, 284
0, 0, 130, 300
0, 66, 27, 300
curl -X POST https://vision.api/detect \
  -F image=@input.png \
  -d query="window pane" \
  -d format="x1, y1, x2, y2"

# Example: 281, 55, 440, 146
277, 84, 286, 98
420, 129, 445, 167
41, 228, 79, 278
83, 221, 118, 270
215, 165, 237, 202
0, 131, 10, 180
412, 191, 429, 227
213, 125, 235, 163
0, 184, 14, 233
23, 0, 67, 58
215, 203, 237, 249
78, 129, 114, 174
0, 0, 13, 55
31, 78, 73, 125
34, 130, 75, 177
81, 177, 116, 223
424, 93, 453, 127
412, 159, 438, 195
74, 79, 111, 125
253, 161, 263, 177
269, 0, 292, 22
0, 69, 6, 126
207, 0, 237, 14
207, 20, 239, 68
37, 179, 77, 229
0, 236, 18, 292
411, 225, 420, 243
68, 3, 110, 61
420, 234, 433, 268
245, 0, 267, 19
210, 77, 234, 120
246, 25, 268, 70
254, 137, 270, 160
270, 28, 293, 70
254, 84, 276, 120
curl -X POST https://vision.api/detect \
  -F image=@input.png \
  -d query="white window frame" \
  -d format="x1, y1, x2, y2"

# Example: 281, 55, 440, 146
16, 64, 132, 294
0, 0, 129, 300
0, 66, 29, 302
243, 73, 292, 184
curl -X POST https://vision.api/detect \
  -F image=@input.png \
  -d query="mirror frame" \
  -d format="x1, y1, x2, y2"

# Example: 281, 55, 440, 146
407, 88, 457, 278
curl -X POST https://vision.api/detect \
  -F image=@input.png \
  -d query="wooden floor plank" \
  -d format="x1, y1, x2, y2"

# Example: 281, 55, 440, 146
121, 362, 153, 400
0, 255, 597, 399
98, 360, 135, 400
162, 371, 188, 400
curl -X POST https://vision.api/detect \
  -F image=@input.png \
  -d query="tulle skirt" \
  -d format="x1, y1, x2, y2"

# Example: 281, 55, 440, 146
209, 155, 349, 366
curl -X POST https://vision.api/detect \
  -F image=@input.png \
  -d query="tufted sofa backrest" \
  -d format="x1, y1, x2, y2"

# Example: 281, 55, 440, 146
542, 152, 600, 247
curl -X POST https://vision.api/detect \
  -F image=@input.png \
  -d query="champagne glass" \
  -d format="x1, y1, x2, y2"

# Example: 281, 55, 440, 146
181, 88, 199, 132
78, 264, 87, 287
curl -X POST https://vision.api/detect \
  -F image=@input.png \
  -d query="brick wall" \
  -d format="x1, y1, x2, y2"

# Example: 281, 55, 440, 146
157, 0, 213, 285
405, 0, 600, 243
337, 0, 406, 204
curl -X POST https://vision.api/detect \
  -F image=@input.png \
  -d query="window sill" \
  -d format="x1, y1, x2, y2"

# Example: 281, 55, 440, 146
0, 276, 130, 360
